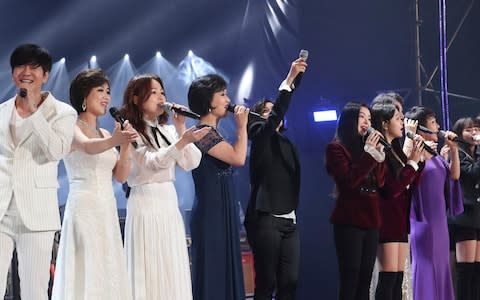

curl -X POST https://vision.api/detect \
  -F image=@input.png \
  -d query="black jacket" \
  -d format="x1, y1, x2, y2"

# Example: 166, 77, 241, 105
245, 89, 301, 217
449, 147, 480, 228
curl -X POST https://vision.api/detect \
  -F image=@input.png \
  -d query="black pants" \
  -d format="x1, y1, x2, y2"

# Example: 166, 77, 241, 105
333, 224, 378, 300
246, 214, 299, 300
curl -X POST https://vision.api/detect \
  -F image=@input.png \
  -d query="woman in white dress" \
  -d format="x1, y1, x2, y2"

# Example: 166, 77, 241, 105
52, 69, 138, 300
120, 74, 210, 300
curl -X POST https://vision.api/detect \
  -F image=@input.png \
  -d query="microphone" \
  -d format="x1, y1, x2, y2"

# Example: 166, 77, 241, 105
437, 130, 473, 145
19, 88, 27, 98
405, 131, 437, 156
162, 102, 200, 120
109, 107, 138, 148
226, 104, 262, 118
417, 125, 434, 134
293, 49, 308, 88
438, 130, 458, 142
365, 127, 391, 150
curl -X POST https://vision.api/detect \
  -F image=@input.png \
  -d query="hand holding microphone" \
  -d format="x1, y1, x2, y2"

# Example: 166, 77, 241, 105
225, 104, 250, 128
437, 130, 459, 143
405, 131, 437, 156
111, 121, 139, 146
287, 50, 308, 88
408, 138, 426, 163
365, 127, 391, 150
226, 103, 261, 118
404, 118, 418, 135
109, 107, 138, 148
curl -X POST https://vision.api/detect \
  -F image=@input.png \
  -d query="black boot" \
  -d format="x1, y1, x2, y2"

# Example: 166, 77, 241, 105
456, 262, 474, 300
375, 271, 397, 300
391, 272, 403, 300
472, 262, 480, 300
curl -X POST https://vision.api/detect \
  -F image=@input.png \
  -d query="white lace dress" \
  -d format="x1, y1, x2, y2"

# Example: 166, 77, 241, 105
52, 147, 131, 300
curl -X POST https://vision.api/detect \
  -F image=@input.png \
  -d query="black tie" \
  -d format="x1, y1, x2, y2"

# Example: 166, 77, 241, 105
151, 126, 171, 148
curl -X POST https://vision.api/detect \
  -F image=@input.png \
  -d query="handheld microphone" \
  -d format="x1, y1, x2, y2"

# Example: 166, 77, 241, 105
109, 107, 138, 148
19, 88, 27, 98
226, 104, 262, 118
162, 102, 200, 120
405, 131, 437, 156
293, 49, 308, 88
417, 125, 434, 134
365, 127, 392, 150
437, 130, 458, 142
437, 130, 473, 145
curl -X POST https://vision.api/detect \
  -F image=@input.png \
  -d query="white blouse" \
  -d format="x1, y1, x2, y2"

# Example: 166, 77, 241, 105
128, 120, 201, 187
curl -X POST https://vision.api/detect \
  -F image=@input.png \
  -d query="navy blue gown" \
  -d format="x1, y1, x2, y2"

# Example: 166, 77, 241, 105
190, 126, 245, 300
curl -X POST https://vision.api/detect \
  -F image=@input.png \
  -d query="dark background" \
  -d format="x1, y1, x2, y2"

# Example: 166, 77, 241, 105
1, 0, 478, 298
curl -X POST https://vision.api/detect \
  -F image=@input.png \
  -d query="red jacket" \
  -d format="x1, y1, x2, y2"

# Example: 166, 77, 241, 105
325, 141, 385, 228
378, 157, 423, 241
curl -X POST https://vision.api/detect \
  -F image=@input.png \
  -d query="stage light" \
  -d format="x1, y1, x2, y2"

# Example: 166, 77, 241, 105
60, 57, 66, 64
124, 54, 129, 60
156, 51, 161, 58
188, 50, 193, 56
90, 55, 97, 63
313, 110, 337, 122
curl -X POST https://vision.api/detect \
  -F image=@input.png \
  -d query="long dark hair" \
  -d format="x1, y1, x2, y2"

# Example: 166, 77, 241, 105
120, 74, 168, 148
371, 101, 407, 177
334, 101, 369, 159
453, 117, 479, 156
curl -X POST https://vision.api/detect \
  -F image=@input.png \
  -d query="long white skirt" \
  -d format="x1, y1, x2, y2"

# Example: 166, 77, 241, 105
125, 182, 192, 300
52, 190, 131, 300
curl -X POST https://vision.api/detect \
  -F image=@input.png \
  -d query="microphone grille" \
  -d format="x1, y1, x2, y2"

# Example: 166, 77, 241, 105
226, 103, 236, 113
109, 107, 119, 116
405, 131, 415, 139
299, 49, 309, 61
162, 102, 173, 112
19, 88, 27, 98
437, 130, 446, 139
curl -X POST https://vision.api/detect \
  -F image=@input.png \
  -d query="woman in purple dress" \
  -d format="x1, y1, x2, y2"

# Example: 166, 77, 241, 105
405, 106, 463, 300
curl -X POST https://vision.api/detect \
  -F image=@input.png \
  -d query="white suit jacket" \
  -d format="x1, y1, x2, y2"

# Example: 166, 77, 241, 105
0, 93, 76, 231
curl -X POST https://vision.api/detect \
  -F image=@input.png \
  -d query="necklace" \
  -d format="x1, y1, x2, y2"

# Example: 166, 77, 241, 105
77, 118, 101, 137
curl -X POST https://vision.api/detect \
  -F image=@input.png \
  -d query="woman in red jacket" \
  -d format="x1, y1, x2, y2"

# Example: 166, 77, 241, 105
326, 101, 386, 300
370, 98, 425, 300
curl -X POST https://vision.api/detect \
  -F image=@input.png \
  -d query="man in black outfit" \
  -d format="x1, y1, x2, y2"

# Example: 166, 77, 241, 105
244, 57, 307, 300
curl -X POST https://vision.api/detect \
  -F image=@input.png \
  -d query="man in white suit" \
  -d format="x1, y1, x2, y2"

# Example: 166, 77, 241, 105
0, 44, 76, 299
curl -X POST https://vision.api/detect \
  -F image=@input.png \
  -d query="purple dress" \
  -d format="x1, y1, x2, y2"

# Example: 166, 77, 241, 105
410, 156, 464, 300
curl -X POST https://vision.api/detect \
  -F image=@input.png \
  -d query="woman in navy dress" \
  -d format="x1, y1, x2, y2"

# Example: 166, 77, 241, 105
187, 74, 249, 300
